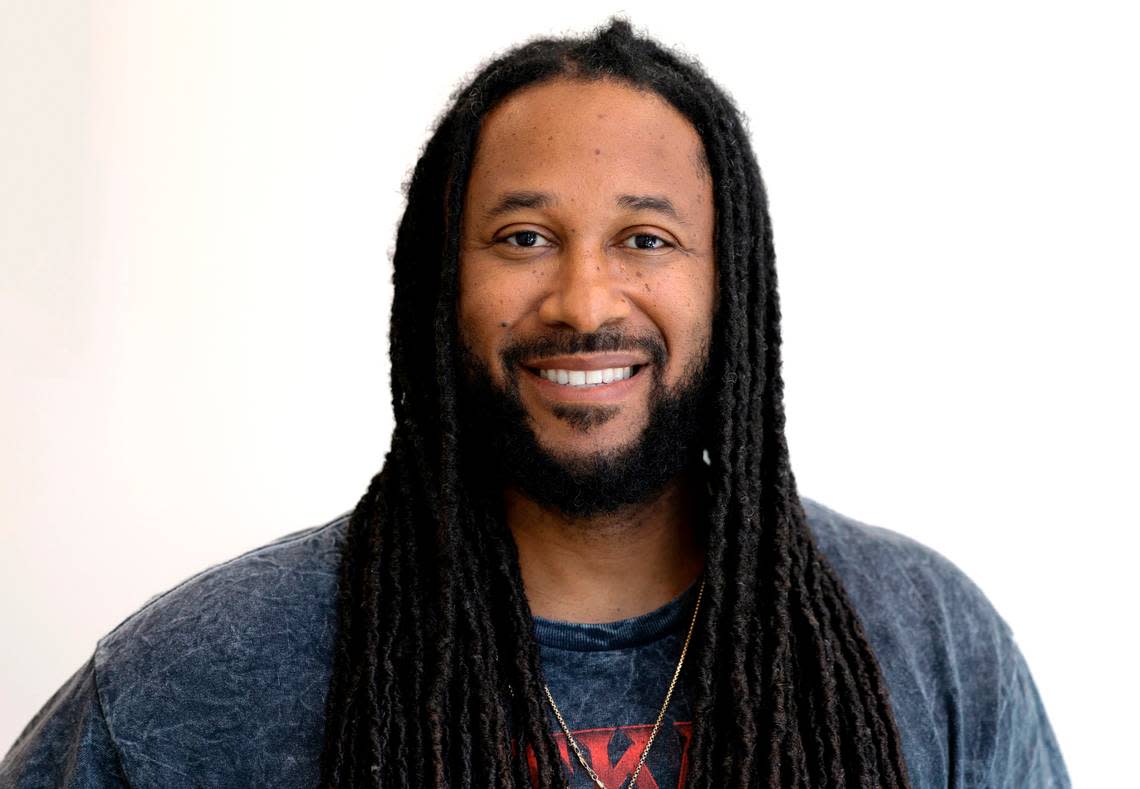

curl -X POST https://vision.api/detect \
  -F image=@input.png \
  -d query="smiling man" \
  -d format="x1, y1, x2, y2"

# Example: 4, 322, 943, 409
1, 20, 1068, 789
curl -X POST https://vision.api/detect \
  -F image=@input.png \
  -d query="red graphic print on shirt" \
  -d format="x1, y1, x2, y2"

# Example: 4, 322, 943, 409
526, 722, 693, 788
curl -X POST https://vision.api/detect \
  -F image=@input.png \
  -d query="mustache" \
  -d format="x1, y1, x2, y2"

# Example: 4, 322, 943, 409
499, 329, 667, 371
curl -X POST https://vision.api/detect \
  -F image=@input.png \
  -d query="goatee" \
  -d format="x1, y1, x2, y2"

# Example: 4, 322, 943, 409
457, 329, 712, 518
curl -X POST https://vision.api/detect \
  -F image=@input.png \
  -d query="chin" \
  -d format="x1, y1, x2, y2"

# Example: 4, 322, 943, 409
533, 409, 646, 447
542, 441, 634, 469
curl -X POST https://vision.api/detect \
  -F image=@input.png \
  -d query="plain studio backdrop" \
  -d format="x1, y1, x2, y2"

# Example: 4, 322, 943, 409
2, 0, 1136, 784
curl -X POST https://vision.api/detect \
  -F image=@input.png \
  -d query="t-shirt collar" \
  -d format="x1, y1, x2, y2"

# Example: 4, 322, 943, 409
531, 578, 701, 652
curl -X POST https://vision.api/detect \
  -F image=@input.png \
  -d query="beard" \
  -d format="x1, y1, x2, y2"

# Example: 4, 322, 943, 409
456, 328, 712, 518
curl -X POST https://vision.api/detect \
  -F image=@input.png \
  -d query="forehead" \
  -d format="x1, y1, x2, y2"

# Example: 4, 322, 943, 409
466, 78, 710, 209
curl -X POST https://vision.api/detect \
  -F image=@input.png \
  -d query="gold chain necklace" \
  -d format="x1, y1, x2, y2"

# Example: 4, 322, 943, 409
543, 578, 705, 789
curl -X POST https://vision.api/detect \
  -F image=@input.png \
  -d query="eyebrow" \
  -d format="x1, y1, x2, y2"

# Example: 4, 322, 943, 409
615, 193, 684, 223
482, 190, 687, 224
482, 191, 555, 221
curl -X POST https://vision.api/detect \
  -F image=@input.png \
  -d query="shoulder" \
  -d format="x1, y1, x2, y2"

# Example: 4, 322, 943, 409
799, 495, 1010, 689
97, 512, 349, 658
799, 497, 1069, 787
91, 512, 351, 787
800, 496, 1006, 641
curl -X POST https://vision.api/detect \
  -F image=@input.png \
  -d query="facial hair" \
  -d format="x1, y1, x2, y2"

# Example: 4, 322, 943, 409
457, 329, 711, 518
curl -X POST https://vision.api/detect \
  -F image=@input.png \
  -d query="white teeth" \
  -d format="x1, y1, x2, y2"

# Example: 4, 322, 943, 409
535, 366, 639, 387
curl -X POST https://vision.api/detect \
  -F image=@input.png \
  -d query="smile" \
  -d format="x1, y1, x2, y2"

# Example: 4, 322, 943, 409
533, 365, 641, 387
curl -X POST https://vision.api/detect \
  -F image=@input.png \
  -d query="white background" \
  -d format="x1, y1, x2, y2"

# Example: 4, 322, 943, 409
2, 1, 1136, 784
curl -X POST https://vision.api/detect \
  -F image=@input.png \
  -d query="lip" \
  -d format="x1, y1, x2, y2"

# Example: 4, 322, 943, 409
521, 353, 649, 371
520, 362, 649, 404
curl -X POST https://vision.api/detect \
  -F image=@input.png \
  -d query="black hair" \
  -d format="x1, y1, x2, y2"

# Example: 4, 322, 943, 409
319, 18, 911, 787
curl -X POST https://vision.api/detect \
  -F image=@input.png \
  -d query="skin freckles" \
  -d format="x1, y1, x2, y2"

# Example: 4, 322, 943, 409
457, 77, 717, 465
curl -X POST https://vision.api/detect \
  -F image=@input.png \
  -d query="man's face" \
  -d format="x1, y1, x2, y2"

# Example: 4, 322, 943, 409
457, 78, 717, 508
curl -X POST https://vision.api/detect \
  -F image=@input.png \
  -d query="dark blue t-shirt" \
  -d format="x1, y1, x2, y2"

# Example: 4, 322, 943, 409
534, 583, 700, 787
0, 499, 1070, 787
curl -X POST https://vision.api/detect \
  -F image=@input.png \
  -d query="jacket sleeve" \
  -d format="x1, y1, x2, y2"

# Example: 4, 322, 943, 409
987, 640, 1071, 788
0, 656, 130, 789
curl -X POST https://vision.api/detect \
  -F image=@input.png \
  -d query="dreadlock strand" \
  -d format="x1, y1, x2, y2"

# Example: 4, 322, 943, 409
486, 527, 564, 786
797, 539, 850, 785
679, 49, 774, 786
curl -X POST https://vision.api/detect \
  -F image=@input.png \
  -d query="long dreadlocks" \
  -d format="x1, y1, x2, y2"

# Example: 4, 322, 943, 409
319, 18, 911, 788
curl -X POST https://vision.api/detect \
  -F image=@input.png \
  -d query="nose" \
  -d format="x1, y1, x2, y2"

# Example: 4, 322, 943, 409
536, 243, 631, 333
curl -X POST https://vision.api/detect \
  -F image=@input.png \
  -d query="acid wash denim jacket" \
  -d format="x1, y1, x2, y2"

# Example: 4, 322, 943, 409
0, 498, 1070, 788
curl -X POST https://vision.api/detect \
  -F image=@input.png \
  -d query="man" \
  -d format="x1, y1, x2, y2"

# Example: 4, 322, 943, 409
1, 20, 1067, 788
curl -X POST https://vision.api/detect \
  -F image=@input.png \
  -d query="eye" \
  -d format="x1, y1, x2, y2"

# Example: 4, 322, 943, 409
620, 232, 674, 251
499, 230, 553, 248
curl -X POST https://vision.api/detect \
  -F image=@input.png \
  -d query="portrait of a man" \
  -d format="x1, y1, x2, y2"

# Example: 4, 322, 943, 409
0, 16, 1080, 789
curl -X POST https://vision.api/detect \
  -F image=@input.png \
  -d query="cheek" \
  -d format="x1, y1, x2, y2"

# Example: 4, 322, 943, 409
658, 263, 716, 368
692, 260, 717, 333
457, 266, 533, 356
457, 292, 498, 356
653, 263, 716, 318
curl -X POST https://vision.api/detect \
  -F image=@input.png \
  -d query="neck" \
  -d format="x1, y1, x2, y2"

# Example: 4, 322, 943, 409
505, 467, 706, 624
